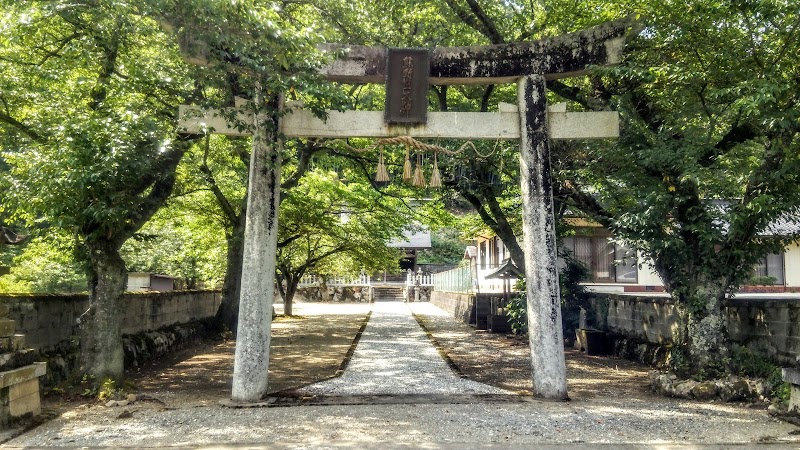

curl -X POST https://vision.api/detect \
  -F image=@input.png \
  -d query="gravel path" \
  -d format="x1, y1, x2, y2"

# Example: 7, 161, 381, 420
4, 301, 800, 448
300, 301, 509, 396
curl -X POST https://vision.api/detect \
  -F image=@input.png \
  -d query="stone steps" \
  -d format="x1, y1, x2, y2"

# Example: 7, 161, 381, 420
372, 286, 405, 302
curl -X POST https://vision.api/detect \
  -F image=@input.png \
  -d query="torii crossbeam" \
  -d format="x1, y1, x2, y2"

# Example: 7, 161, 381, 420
179, 16, 635, 403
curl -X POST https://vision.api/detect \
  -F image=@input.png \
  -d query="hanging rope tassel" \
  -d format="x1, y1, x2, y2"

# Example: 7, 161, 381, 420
375, 149, 390, 182
429, 152, 442, 188
403, 144, 412, 182
412, 153, 426, 187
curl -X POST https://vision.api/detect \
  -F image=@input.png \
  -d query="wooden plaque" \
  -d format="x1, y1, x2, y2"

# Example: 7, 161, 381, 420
385, 48, 429, 124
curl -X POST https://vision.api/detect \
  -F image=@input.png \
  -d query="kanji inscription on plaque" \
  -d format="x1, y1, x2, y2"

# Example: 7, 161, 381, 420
385, 48, 429, 124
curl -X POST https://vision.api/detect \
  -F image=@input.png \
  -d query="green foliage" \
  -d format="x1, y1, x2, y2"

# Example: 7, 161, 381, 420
506, 253, 592, 336
568, 0, 800, 300
120, 192, 228, 289
78, 375, 132, 401
277, 167, 412, 283
417, 228, 468, 265
0, 233, 86, 293
506, 289, 528, 336
669, 346, 691, 377
731, 346, 777, 379
731, 346, 791, 404
748, 276, 777, 286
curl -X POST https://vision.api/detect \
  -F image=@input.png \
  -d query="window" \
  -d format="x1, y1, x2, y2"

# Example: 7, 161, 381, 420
753, 252, 785, 285
479, 241, 487, 270
562, 236, 638, 283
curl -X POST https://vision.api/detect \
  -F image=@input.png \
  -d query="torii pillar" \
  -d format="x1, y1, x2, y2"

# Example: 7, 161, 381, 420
518, 75, 567, 398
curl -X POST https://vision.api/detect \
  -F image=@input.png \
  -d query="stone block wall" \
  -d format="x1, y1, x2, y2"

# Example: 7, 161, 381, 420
590, 295, 680, 345
0, 299, 47, 428
589, 294, 800, 368
725, 298, 800, 367
430, 291, 497, 327
293, 286, 371, 303
430, 291, 475, 324
0, 290, 221, 353
119, 290, 221, 335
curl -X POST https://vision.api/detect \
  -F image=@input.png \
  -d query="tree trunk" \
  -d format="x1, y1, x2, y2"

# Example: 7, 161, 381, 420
283, 274, 299, 317
682, 281, 730, 378
80, 239, 127, 381
216, 214, 246, 334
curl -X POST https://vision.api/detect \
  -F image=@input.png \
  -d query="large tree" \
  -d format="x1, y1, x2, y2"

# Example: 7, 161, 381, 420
558, 0, 800, 376
276, 168, 412, 315
0, 1, 202, 380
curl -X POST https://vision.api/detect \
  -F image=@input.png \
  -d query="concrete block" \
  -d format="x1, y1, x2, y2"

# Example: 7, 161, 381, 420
9, 378, 38, 401
11, 334, 25, 351
0, 338, 10, 353
0, 303, 8, 317
9, 391, 40, 417
789, 382, 800, 414
0, 319, 15, 337
0, 362, 46, 389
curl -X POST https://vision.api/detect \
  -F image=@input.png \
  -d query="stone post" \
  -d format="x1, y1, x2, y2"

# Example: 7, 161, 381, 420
231, 89, 282, 403
517, 75, 568, 400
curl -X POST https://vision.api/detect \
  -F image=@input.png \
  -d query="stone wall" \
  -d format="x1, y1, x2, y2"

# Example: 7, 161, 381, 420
406, 286, 432, 303
430, 291, 496, 328
589, 294, 800, 368
293, 286, 371, 303
589, 295, 680, 345
430, 291, 475, 324
0, 290, 221, 353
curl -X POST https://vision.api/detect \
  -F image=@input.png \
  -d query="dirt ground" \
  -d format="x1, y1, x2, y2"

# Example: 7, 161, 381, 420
46, 301, 654, 409
413, 311, 654, 400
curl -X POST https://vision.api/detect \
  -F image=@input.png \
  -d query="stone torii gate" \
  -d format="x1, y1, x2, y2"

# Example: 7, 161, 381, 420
179, 17, 633, 403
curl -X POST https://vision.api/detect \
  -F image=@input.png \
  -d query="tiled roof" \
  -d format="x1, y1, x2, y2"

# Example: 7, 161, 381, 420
762, 214, 800, 237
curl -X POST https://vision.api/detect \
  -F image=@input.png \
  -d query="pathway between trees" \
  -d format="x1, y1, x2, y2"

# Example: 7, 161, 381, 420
300, 301, 509, 396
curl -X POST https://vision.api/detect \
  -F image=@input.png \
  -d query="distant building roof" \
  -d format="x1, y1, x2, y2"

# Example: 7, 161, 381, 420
762, 215, 800, 237
463, 245, 478, 259
388, 229, 432, 249
485, 258, 523, 279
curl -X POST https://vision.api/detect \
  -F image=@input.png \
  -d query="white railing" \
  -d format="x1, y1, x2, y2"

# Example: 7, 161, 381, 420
294, 267, 514, 293
405, 271, 434, 287
432, 264, 521, 294
432, 266, 473, 293
297, 273, 371, 287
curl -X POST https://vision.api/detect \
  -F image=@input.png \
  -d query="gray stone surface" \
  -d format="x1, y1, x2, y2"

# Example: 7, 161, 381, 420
518, 74, 568, 399
300, 301, 509, 396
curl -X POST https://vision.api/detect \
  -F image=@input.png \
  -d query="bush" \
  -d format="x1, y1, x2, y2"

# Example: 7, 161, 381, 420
506, 254, 592, 338
748, 275, 777, 286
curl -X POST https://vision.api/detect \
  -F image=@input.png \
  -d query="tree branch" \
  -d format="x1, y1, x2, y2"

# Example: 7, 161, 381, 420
0, 110, 45, 144
200, 135, 239, 225
120, 134, 200, 243
443, 0, 501, 43
464, 0, 504, 44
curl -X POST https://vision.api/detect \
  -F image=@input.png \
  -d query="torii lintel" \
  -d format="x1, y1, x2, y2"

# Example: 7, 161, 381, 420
319, 15, 637, 85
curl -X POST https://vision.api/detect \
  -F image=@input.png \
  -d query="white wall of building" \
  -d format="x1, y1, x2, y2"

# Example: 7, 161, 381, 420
636, 253, 664, 286
784, 243, 800, 287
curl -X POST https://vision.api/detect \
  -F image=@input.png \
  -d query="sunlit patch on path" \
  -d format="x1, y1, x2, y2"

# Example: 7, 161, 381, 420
298, 301, 512, 396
